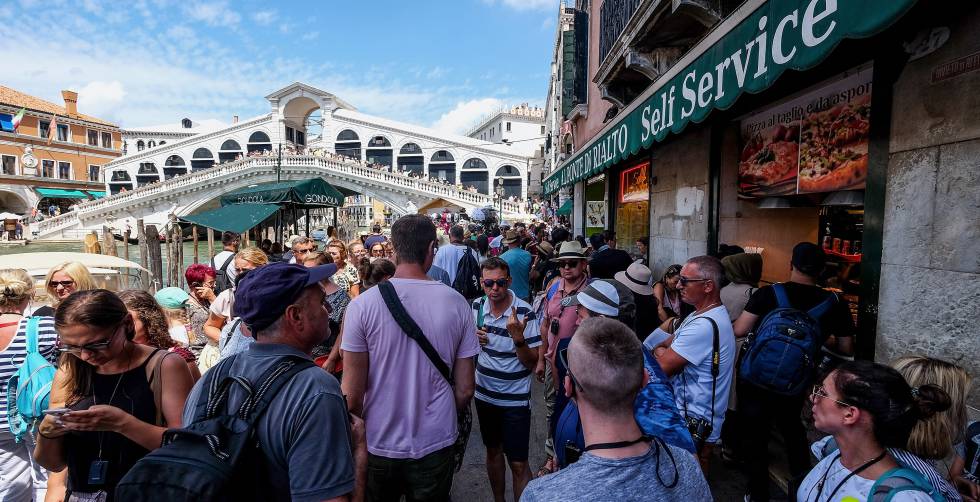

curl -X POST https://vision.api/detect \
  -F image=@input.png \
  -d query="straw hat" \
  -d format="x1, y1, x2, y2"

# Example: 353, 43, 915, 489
501, 230, 519, 245
614, 261, 654, 296
550, 240, 587, 261
535, 241, 555, 258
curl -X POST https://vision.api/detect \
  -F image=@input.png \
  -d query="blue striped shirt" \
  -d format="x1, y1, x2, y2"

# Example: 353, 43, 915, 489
0, 316, 60, 435
472, 292, 541, 407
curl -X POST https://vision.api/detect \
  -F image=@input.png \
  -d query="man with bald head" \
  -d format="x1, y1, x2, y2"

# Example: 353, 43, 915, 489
521, 317, 709, 501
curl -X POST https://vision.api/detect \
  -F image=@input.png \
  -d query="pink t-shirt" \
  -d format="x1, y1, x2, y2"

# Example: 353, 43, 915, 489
341, 278, 480, 459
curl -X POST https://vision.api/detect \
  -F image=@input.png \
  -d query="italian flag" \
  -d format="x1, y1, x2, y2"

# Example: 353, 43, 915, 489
11, 108, 25, 131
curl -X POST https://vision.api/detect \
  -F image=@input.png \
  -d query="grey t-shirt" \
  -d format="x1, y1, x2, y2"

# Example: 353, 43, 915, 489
520, 442, 711, 502
182, 343, 355, 502
427, 264, 452, 286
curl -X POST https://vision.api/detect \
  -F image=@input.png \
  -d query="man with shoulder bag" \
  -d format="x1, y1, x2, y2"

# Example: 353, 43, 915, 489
342, 215, 479, 502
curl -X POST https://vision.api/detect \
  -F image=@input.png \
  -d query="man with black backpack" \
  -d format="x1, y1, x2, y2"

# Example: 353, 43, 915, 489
733, 242, 855, 502
117, 261, 365, 501
210, 231, 240, 295
434, 224, 482, 300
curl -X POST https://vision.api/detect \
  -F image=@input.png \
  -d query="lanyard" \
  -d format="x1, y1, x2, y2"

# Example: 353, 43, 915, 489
814, 451, 887, 501
584, 435, 649, 452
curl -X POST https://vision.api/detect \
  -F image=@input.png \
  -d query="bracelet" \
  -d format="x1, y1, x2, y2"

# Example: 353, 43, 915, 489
37, 429, 60, 440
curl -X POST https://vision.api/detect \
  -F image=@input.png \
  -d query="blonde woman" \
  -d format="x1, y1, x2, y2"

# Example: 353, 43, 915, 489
893, 356, 977, 501
202, 246, 268, 350
33, 261, 95, 317
0, 269, 61, 501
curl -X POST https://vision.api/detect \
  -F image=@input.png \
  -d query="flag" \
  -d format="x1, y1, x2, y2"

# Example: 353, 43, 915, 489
11, 108, 25, 131
48, 114, 57, 145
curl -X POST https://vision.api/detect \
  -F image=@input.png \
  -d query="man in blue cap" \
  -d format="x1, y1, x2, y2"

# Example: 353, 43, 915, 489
181, 261, 366, 501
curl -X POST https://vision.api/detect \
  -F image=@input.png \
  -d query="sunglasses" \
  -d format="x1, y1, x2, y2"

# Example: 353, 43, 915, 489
49, 280, 75, 288
810, 384, 853, 407
557, 347, 583, 393
294, 247, 316, 255
677, 276, 711, 287
58, 325, 121, 355
482, 278, 508, 288
558, 261, 582, 269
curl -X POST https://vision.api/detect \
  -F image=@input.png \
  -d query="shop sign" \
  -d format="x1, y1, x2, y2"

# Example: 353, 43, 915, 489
543, 0, 918, 194
931, 51, 980, 84
738, 66, 872, 197
620, 162, 650, 203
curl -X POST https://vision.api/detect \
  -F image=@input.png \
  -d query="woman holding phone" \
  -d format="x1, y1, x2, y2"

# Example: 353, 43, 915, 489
34, 290, 194, 501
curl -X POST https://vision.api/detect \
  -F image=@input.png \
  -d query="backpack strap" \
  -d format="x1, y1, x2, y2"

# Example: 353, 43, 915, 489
147, 349, 170, 426
216, 253, 235, 274
807, 291, 837, 321
378, 281, 454, 387
870, 467, 937, 502
24, 316, 40, 355
772, 283, 790, 309
236, 356, 316, 424
546, 280, 560, 302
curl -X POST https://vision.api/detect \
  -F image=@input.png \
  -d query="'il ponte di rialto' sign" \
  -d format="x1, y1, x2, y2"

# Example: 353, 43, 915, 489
543, 0, 918, 194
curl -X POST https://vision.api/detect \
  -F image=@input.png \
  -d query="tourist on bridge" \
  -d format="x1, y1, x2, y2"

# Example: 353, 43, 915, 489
342, 214, 478, 502
521, 318, 710, 501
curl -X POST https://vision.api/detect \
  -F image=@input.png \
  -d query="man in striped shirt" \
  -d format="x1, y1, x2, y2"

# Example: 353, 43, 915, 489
472, 257, 541, 502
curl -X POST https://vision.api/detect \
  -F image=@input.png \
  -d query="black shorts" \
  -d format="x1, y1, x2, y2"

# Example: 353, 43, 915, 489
475, 398, 531, 462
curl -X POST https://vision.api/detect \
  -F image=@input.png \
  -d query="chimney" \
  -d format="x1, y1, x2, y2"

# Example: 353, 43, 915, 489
62, 90, 78, 118
232, 115, 239, 124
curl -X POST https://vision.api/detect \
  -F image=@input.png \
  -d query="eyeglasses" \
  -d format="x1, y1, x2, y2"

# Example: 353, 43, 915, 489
810, 384, 853, 407
58, 325, 121, 355
482, 278, 508, 288
294, 247, 315, 255
558, 261, 582, 269
48, 280, 75, 288
677, 276, 711, 287
558, 347, 583, 393
371, 247, 385, 255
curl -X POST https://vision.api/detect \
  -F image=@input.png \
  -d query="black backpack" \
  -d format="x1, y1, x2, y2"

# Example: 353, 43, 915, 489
115, 354, 314, 501
212, 253, 235, 295
451, 246, 482, 300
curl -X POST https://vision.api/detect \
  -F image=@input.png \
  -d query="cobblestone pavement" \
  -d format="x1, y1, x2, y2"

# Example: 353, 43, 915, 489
451, 379, 788, 502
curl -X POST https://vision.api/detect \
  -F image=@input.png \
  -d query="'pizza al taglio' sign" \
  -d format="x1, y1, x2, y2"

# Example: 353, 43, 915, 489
543, 0, 918, 195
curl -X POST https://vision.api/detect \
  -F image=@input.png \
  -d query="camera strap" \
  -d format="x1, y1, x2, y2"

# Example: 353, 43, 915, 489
680, 315, 720, 430
584, 435, 650, 452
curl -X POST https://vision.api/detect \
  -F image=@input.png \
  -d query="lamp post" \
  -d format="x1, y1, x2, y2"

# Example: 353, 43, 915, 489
494, 178, 504, 227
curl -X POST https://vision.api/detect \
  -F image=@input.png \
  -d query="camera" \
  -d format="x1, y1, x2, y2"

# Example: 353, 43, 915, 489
550, 318, 560, 336
685, 415, 713, 452
563, 440, 582, 465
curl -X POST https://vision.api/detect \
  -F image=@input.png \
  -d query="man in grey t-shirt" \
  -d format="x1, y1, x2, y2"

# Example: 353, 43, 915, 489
182, 262, 365, 501
521, 318, 710, 502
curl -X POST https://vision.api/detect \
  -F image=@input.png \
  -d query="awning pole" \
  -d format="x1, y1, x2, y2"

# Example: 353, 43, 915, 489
305, 208, 310, 236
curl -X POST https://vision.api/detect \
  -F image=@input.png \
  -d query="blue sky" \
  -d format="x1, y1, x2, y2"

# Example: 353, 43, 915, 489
0, 0, 561, 134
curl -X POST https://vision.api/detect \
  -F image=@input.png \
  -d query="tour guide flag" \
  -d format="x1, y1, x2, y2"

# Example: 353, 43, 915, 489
11, 108, 25, 131
542, 0, 919, 195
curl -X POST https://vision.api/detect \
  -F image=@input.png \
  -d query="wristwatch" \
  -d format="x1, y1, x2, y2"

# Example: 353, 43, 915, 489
513, 338, 527, 348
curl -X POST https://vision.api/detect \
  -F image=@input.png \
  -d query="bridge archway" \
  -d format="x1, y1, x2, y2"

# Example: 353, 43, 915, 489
109, 170, 133, 194
136, 162, 160, 187
335, 129, 361, 160
191, 148, 215, 172
365, 135, 393, 169
429, 150, 456, 183
460, 158, 489, 195
282, 96, 319, 147
247, 131, 272, 154
218, 140, 243, 164
163, 155, 187, 180
0, 189, 32, 214
494, 165, 522, 198
397, 142, 424, 175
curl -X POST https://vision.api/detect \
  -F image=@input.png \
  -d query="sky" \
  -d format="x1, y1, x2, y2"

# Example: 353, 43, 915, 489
0, 0, 562, 135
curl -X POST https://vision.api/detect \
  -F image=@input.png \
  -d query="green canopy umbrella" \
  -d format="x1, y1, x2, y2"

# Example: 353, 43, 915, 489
556, 199, 573, 216
220, 178, 353, 208
179, 204, 280, 234
36, 188, 89, 199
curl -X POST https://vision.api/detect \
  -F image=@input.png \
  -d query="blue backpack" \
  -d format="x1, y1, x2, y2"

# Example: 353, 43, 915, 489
819, 438, 946, 501
738, 283, 834, 396
6, 317, 56, 442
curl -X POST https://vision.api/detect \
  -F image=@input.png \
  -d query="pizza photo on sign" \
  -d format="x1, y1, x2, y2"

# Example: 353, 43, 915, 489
738, 122, 800, 197
798, 94, 870, 193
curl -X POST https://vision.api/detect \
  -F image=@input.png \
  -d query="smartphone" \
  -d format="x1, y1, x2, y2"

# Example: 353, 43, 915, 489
43, 407, 71, 416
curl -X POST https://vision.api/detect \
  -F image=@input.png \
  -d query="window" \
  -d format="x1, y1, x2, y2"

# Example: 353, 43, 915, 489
137, 140, 145, 151
87, 130, 99, 146
541, 125, 546, 134
506, 122, 511, 132
88, 165, 100, 181
182, 118, 192, 129
58, 161, 71, 180
296, 131, 305, 146
1, 155, 16, 175
286, 126, 295, 142
42, 160, 55, 177
148, 140, 156, 148
38, 120, 50, 139
101, 131, 112, 148
57, 124, 69, 142
159, 141, 166, 145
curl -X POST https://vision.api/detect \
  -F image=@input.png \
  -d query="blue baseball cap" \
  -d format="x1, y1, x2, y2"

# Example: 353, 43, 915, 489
235, 262, 337, 332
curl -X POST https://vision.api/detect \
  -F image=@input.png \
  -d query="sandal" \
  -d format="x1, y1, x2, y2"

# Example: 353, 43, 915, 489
535, 456, 557, 478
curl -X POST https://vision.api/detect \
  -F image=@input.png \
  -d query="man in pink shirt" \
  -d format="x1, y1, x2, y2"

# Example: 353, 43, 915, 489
342, 214, 479, 502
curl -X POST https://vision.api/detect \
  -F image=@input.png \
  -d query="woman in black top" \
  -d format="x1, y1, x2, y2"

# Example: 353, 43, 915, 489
34, 290, 194, 501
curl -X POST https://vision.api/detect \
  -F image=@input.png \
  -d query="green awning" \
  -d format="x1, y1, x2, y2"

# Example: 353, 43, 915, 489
85, 190, 106, 199
556, 199, 573, 216
179, 204, 280, 234
543, 0, 918, 194
220, 178, 354, 208
36, 188, 89, 199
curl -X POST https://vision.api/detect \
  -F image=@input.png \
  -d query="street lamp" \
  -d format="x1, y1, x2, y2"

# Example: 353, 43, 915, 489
494, 178, 504, 226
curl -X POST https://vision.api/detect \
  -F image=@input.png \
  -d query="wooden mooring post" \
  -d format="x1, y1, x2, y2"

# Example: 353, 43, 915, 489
101, 226, 117, 256
145, 224, 163, 292
192, 225, 199, 264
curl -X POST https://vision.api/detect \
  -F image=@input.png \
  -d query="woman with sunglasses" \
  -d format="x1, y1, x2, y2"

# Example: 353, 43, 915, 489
33, 261, 95, 317
0, 269, 61, 501
798, 360, 951, 502
653, 264, 693, 323
369, 243, 386, 259
183, 263, 217, 367
34, 290, 194, 501
326, 241, 360, 298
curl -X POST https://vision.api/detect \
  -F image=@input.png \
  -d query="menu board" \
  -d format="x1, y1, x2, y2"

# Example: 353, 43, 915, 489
738, 67, 872, 197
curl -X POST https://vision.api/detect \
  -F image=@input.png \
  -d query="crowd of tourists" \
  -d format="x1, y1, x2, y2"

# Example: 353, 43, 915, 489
0, 215, 977, 502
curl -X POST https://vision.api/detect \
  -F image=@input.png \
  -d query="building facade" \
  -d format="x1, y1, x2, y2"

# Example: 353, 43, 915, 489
121, 118, 226, 156
0, 86, 122, 216
466, 103, 545, 197
545, 0, 980, 410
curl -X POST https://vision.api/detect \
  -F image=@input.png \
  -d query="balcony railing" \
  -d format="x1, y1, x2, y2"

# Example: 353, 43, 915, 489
599, 0, 643, 64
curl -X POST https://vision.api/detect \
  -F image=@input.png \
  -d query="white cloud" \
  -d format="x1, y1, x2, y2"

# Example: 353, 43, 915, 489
278, 23, 290, 34
252, 10, 276, 25
184, 1, 240, 27
540, 17, 553, 30
76, 81, 127, 117
431, 98, 506, 135
482, 0, 556, 11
